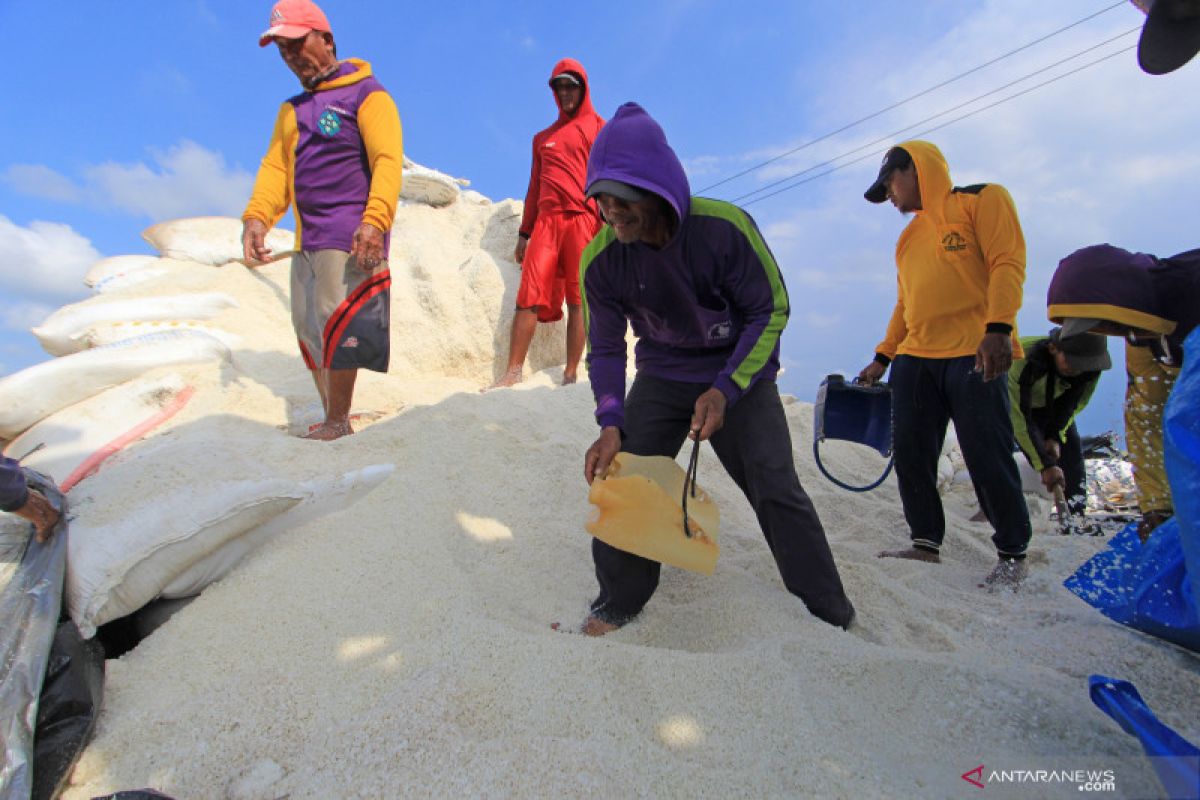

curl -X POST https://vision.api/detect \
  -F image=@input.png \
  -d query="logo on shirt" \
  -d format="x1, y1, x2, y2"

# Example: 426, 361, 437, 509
341, 336, 359, 348
707, 321, 733, 341
544, 140, 557, 148
317, 109, 342, 137
942, 231, 967, 252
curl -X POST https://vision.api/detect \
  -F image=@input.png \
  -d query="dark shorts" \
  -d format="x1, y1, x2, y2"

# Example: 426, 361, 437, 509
290, 249, 390, 372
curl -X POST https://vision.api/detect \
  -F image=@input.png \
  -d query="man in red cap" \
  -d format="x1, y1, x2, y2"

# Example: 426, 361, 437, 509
242, 0, 403, 440
482, 59, 604, 391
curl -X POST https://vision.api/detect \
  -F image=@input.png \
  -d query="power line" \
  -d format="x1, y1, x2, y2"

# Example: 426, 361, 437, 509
697, 0, 1130, 194
741, 44, 1135, 207
732, 26, 1138, 204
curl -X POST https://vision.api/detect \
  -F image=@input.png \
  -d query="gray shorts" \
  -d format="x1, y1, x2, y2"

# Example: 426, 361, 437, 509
290, 249, 391, 372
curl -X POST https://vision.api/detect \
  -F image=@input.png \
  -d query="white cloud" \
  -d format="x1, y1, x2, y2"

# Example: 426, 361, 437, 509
0, 216, 100, 302
1, 300, 56, 332
4, 141, 254, 223
2, 164, 83, 203
84, 141, 254, 221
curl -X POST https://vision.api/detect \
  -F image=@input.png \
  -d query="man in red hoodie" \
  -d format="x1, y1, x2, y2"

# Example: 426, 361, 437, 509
482, 59, 604, 390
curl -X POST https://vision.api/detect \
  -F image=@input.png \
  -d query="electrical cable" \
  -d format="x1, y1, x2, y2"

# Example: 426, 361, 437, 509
698, 1, 1130, 194
739, 42, 1132, 208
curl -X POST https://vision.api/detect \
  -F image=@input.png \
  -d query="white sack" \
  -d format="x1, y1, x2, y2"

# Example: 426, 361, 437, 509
32, 292, 239, 356
83, 321, 242, 351
83, 255, 160, 288
142, 217, 294, 266
0, 330, 229, 439
4, 375, 188, 488
161, 463, 395, 598
401, 161, 463, 208
67, 478, 307, 638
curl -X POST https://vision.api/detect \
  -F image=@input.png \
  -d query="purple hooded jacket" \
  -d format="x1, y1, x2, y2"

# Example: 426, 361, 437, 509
580, 102, 790, 429
0, 456, 28, 512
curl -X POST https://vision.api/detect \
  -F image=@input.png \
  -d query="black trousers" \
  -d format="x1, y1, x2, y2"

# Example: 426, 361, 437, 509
1026, 417, 1087, 516
890, 355, 1032, 557
590, 375, 854, 628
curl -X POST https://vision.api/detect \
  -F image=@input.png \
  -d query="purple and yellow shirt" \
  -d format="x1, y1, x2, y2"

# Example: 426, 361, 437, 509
243, 59, 403, 253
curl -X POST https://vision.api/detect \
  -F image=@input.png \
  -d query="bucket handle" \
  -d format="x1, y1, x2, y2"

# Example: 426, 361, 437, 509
812, 439, 894, 493
681, 437, 700, 538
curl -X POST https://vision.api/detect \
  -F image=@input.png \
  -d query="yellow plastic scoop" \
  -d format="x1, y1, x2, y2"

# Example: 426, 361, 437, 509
585, 451, 720, 575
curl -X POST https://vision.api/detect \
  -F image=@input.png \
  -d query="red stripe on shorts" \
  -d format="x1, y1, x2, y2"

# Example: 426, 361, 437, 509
322, 271, 392, 369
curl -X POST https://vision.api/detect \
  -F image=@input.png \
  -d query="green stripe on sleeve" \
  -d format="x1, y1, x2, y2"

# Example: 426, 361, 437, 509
690, 197, 789, 389
578, 225, 616, 353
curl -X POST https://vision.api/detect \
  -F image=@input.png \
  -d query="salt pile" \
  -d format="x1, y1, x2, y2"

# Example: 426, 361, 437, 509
6, 171, 1194, 798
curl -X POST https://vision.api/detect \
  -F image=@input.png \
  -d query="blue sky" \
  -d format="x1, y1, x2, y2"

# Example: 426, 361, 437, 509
2, 0, 1198, 441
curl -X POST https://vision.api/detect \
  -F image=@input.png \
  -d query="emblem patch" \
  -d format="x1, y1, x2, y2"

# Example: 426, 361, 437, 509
707, 321, 733, 340
942, 232, 967, 252
342, 336, 359, 348
318, 109, 342, 137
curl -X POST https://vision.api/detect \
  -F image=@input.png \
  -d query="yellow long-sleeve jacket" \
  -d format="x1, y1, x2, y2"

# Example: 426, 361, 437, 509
876, 140, 1026, 361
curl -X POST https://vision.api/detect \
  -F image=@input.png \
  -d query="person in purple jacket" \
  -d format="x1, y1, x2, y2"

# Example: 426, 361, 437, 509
570, 102, 855, 636
1, 456, 59, 542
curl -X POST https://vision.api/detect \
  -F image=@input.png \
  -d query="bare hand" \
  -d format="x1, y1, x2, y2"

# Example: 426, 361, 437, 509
241, 218, 272, 264
690, 388, 727, 442
1043, 439, 1061, 461
350, 223, 386, 272
584, 426, 621, 484
975, 332, 1012, 381
1040, 466, 1065, 493
858, 361, 886, 385
14, 489, 60, 543
514, 237, 528, 266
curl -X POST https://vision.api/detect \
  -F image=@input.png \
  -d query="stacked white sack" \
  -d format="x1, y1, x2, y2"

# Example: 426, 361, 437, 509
32, 292, 239, 356
67, 477, 308, 638
0, 330, 229, 439
401, 158, 467, 207
83, 255, 161, 288
4, 375, 188, 486
142, 217, 294, 266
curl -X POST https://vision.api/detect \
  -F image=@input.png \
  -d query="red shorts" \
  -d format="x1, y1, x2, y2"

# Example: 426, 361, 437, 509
516, 212, 601, 322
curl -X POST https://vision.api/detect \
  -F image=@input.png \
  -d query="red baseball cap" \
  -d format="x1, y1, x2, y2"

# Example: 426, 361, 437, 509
259, 0, 332, 47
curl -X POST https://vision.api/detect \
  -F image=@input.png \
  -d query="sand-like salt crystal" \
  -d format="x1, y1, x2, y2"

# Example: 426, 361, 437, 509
44, 190, 1198, 799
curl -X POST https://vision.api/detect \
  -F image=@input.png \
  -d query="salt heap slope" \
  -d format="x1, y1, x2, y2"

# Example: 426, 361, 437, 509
48, 195, 1198, 799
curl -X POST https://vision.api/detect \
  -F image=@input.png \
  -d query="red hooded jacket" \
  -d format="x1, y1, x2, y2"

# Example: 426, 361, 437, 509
518, 58, 605, 237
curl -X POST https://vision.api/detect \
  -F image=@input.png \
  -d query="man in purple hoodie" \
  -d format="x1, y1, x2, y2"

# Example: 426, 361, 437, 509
571, 102, 855, 635
1, 456, 59, 542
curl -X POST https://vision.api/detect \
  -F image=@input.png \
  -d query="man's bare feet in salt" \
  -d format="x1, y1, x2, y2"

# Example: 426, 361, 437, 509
981, 558, 1027, 592
550, 615, 620, 637
562, 372, 577, 386
303, 420, 353, 441
878, 547, 941, 564
480, 368, 523, 392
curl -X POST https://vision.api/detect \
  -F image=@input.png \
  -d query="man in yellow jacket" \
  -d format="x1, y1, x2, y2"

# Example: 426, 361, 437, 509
858, 141, 1033, 589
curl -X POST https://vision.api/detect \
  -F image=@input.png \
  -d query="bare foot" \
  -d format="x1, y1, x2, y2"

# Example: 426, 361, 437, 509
968, 509, 989, 523
302, 419, 354, 441
480, 369, 523, 393
980, 558, 1027, 592
878, 547, 941, 564
550, 616, 620, 637
562, 373, 577, 386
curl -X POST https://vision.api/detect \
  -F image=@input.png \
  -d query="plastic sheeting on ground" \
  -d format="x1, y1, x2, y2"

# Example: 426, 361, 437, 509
1065, 328, 1200, 652
1089, 675, 1200, 800
0, 470, 67, 799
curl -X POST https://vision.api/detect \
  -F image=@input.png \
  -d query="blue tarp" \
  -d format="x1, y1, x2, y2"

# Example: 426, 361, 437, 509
1065, 327, 1200, 651
1089, 676, 1200, 800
